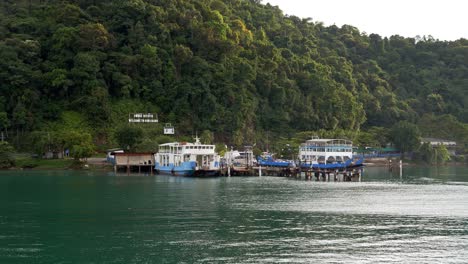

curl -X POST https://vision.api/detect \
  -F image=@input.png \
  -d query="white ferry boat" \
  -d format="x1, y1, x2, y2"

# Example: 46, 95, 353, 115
299, 137, 355, 169
155, 137, 221, 176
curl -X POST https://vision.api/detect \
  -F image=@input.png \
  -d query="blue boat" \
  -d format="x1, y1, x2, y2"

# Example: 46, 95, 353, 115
257, 154, 294, 167
156, 160, 197, 176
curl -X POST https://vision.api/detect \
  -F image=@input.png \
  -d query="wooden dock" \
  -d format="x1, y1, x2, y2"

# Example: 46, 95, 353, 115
113, 152, 155, 174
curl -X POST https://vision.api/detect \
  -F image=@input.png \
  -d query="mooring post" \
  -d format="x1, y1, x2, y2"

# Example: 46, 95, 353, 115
228, 166, 231, 177
399, 159, 403, 179
259, 165, 262, 177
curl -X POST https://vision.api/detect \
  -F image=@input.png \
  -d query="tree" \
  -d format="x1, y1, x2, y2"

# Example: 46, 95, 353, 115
389, 121, 421, 156
1, 0, 468, 153
418, 142, 433, 164
200, 130, 214, 144
215, 143, 227, 156
78, 23, 111, 51
58, 130, 95, 161
0, 141, 15, 168
0, 112, 10, 135
115, 126, 144, 151
434, 145, 450, 164
70, 141, 95, 161
135, 138, 159, 152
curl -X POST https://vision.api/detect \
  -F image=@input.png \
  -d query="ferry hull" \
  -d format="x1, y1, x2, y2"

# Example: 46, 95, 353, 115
156, 169, 194, 176
155, 161, 195, 176
155, 139, 221, 177
155, 162, 221, 177
192, 169, 221, 177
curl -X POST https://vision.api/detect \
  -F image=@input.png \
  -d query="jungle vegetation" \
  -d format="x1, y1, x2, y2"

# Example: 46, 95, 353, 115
0, 0, 467, 162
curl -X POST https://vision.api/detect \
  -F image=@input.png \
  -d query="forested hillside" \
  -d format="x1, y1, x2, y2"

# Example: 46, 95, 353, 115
1, 0, 467, 152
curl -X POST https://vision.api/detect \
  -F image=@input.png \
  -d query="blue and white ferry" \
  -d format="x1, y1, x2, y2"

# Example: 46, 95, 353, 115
155, 137, 221, 176
298, 137, 363, 169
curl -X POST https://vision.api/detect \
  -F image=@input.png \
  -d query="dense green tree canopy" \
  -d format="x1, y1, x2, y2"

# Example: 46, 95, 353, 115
0, 0, 467, 153
389, 121, 421, 154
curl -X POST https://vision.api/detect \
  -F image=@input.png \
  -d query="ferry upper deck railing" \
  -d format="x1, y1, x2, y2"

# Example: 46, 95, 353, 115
302, 139, 352, 147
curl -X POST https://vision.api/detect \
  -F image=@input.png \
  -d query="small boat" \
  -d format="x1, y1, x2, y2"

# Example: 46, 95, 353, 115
224, 146, 255, 175
257, 153, 294, 168
155, 137, 221, 176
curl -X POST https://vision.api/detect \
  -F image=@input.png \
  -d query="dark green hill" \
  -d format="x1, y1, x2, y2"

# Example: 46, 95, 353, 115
0, 0, 467, 150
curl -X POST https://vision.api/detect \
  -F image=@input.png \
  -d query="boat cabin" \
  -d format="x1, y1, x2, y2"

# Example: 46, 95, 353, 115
299, 138, 353, 164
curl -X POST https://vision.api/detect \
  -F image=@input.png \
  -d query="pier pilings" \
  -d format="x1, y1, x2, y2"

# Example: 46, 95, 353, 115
248, 166, 363, 182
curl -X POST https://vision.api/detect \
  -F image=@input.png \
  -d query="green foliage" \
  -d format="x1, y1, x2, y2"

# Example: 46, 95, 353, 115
433, 145, 450, 164
200, 130, 214, 144
452, 155, 465, 163
390, 121, 421, 154
215, 143, 227, 157
0, 141, 15, 168
70, 142, 95, 160
15, 157, 75, 169
0, 112, 10, 132
417, 114, 468, 152
417, 142, 434, 164
0, 0, 467, 152
59, 130, 95, 160
416, 143, 451, 164
115, 125, 144, 151
134, 138, 159, 153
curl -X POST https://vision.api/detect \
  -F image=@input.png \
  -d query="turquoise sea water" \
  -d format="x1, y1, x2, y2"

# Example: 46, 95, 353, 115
0, 166, 467, 263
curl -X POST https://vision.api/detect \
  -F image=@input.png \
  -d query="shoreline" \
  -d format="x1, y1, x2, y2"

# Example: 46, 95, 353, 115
6, 158, 468, 172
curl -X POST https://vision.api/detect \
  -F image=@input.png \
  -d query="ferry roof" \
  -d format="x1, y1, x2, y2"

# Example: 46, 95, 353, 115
159, 142, 215, 147
114, 152, 155, 156
303, 138, 352, 145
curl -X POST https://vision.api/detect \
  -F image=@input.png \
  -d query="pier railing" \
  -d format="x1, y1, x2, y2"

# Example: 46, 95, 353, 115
353, 153, 401, 159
